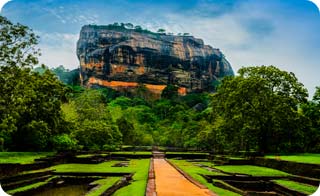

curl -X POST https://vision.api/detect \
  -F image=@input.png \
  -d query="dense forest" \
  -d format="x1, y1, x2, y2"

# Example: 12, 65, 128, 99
1, 16, 319, 154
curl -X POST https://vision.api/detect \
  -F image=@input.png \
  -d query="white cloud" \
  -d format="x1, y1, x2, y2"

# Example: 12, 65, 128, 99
36, 32, 79, 69
0, 0, 10, 12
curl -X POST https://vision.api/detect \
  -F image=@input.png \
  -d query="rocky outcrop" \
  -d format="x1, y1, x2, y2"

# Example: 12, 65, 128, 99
77, 25, 234, 95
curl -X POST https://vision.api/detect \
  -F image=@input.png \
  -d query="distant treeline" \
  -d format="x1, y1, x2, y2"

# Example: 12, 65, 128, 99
87, 22, 191, 36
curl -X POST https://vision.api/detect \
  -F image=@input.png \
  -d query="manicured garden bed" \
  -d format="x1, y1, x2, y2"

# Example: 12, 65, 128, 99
265, 153, 320, 164
0, 152, 55, 164
272, 179, 318, 195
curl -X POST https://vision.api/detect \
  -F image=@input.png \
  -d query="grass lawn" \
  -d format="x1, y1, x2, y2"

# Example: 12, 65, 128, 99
75, 154, 109, 158
0, 152, 55, 164
111, 151, 152, 155
166, 152, 209, 155
51, 159, 150, 196
170, 159, 240, 196
7, 176, 56, 195
265, 153, 320, 164
87, 177, 121, 196
113, 159, 150, 196
273, 179, 318, 195
214, 165, 290, 176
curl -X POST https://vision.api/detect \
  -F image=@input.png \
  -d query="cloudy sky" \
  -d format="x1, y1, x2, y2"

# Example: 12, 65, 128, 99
1, 0, 320, 96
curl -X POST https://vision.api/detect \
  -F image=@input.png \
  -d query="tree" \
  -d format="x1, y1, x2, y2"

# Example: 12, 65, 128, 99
125, 23, 134, 29
116, 116, 135, 145
161, 85, 178, 100
134, 25, 142, 31
157, 28, 166, 34
75, 89, 111, 121
213, 65, 308, 153
0, 16, 40, 68
301, 87, 320, 152
0, 16, 68, 151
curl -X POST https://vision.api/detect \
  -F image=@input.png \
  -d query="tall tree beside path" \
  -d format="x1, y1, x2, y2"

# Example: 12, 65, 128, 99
0, 16, 68, 151
212, 65, 308, 153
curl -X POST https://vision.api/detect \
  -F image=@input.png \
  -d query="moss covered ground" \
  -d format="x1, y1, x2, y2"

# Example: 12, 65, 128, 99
214, 165, 290, 176
265, 153, 320, 164
273, 179, 318, 195
51, 159, 150, 196
0, 152, 55, 164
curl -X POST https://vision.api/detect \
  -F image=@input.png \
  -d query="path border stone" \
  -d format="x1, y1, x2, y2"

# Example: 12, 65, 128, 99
146, 158, 156, 196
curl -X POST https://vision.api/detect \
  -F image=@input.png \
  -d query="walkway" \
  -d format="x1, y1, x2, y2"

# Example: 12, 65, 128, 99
153, 159, 214, 196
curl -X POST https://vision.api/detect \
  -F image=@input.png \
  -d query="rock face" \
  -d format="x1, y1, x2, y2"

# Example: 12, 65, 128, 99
77, 25, 234, 95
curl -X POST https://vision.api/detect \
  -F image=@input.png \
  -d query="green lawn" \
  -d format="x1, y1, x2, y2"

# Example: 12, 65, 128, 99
75, 154, 109, 158
7, 176, 56, 195
51, 159, 150, 196
265, 153, 320, 164
111, 151, 152, 155
170, 159, 240, 196
87, 177, 121, 196
273, 179, 318, 195
0, 152, 55, 164
214, 165, 290, 176
113, 159, 150, 196
166, 152, 209, 155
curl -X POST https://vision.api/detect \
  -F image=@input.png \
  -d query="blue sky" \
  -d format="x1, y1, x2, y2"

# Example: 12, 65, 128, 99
1, 0, 320, 96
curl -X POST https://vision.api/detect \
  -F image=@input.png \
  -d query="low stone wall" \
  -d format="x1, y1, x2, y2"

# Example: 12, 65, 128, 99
0, 162, 50, 177
165, 153, 209, 159
253, 158, 320, 178
110, 154, 151, 159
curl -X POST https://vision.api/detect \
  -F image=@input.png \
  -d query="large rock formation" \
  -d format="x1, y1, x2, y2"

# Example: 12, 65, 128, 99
77, 25, 234, 95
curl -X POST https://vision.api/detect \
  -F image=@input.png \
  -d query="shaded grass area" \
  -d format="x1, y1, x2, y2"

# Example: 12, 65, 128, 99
214, 165, 290, 176
0, 152, 55, 164
51, 159, 150, 196
75, 154, 108, 158
87, 177, 121, 196
111, 151, 152, 155
170, 159, 240, 196
166, 152, 209, 155
265, 153, 320, 164
273, 179, 318, 195
7, 176, 56, 195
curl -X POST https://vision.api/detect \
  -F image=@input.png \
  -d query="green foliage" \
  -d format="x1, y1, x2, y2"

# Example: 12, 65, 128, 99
0, 16, 68, 151
75, 120, 121, 150
212, 65, 308, 153
300, 87, 320, 152
0, 152, 54, 164
21, 120, 50, 150
0, 16, 40, 68
51, 134, 77, 151
116, 117, 135, 145
157, 28, 166, 33
75, 89, 111, 121
52, 159, 150, 196
51, 65, 80, 86
161, 85, 178, 100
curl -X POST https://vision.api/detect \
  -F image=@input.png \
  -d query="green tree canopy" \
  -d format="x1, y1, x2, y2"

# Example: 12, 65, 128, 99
0, 16, 40, 68
0, 16, 68, 151
213, 65, 308, 153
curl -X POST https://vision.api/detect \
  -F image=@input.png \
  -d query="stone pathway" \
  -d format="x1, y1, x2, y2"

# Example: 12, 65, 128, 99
152, 159, 215, 196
